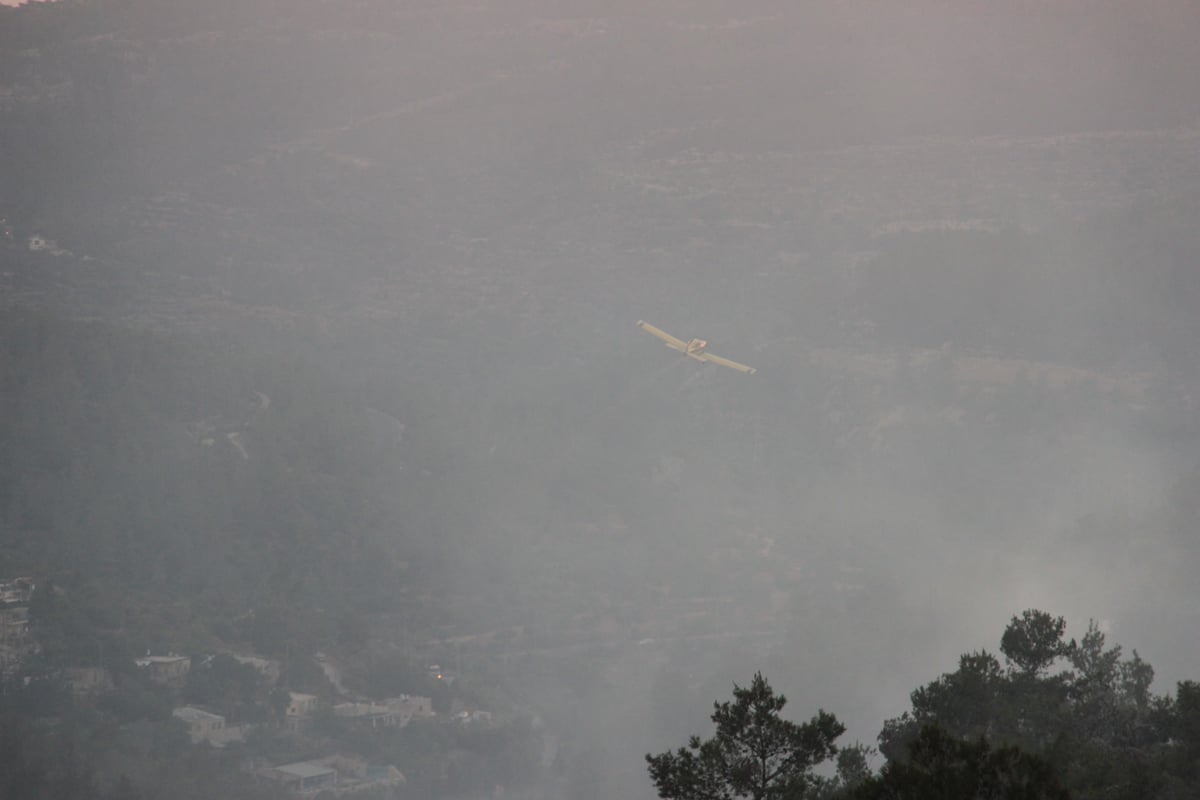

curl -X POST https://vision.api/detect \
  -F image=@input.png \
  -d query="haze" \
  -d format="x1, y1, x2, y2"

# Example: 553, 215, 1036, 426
3, 1, 1200, 798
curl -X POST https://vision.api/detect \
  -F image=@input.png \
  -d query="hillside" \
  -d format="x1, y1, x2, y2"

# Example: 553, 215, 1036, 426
4, 1, 1200, 798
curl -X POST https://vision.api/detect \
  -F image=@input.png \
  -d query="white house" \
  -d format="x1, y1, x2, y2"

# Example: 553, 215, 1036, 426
265, 761, 337, 794
173, 706, 226, 743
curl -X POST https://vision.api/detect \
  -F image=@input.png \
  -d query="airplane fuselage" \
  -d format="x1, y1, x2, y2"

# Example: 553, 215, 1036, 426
664, 337, 709, 360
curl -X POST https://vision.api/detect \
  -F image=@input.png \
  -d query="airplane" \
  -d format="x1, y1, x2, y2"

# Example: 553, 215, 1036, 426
635, 320, 757, 374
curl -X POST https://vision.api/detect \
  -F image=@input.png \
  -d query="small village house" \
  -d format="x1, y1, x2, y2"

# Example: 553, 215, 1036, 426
172, 707, 227, 743
135, 655, 191, 687
263, 761, 337, 794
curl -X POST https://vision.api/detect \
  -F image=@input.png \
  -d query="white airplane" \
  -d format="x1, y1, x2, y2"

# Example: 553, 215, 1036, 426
635, 321, 757, 375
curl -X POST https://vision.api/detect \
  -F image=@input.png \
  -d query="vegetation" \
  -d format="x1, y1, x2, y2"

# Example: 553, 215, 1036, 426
0, 310, 429, 658
646, 673, 844, 800
856, 725, 1069, 800
0, 309, 551, 798
654, 612, 1200, 800
875, 610, 1200, 800
0, 701, 287, 800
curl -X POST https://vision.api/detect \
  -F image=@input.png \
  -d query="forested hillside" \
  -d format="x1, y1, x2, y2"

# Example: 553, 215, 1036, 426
0, 311, 429, 657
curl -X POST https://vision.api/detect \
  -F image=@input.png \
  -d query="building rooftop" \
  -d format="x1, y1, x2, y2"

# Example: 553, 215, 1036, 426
230, 654, 275, 670
334, 701, 390, 717
275, 762, 336, 780
173, 706, 224, 724
135, 655, 190, 665
0, 577, 35, 605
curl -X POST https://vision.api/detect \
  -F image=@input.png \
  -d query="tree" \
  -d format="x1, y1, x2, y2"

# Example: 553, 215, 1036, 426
878, 649, 1024, 761
856, 725, 1070, 800
646, 672, 844, 800
878, 610, 1184, 800
1000, 610, 1072, 678
807, 743, 876, 800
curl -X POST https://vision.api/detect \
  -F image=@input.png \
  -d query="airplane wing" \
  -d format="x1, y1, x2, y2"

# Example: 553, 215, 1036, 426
697, 351, 757, 375
636, 320, 688, 350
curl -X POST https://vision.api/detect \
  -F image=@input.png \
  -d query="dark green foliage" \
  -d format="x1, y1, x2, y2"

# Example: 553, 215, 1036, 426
360, 652, 443, 703
833, 745, 874, 788
182, 654, 273, 723
1000, 610, 1072, 678
646, 673, 844, 800
1159, 682, 1200, 788
0, 723, 99, 800
877, 649, 1055, 761
92, 680, 173, 726
857, 725, 1069, 800
806, 743, 876, 800
0, 675, 74, 719
880, 610, 1200, 800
